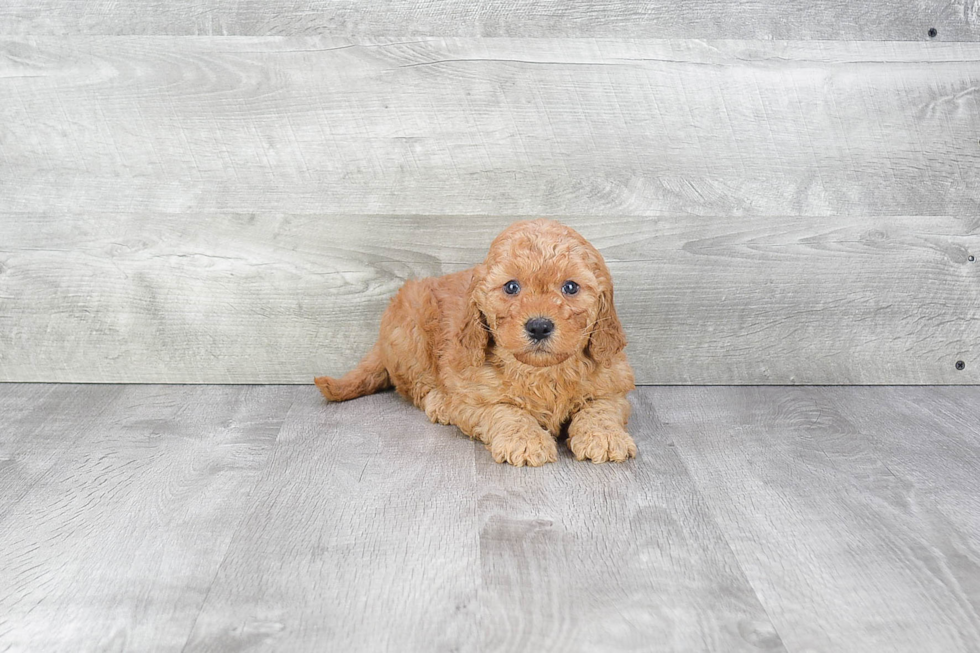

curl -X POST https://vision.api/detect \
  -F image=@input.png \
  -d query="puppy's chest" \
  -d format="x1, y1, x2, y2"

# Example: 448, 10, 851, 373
500, 368, 590, 432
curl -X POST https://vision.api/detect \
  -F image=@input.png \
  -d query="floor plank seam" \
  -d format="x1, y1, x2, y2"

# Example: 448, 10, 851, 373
177, 392, 298, 653
655, 404, 795, 653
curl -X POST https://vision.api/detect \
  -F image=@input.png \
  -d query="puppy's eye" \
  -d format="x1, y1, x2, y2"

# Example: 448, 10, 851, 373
561, 280, 579, 296
503, 280, 521, 295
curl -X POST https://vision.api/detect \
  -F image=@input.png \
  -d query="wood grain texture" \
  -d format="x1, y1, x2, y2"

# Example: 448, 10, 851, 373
183, 390, 482, 652
1, 0, 978, 40
2, 385, 980, 650
832, 386, 980, 560
655, 386, 980, 652
181, 390, 784, 652
474, 394, 785, 652
0, 384, 123, 518
2, 38, 978, 217
1, 213, 977, 384
0, 384, 293, 651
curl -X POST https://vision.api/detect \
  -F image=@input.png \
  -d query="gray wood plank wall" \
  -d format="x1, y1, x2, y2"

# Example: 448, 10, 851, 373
1, 11, 978, 384
2, 0, 978, 40
1, 214, 977, 384
4, 38, 979, 217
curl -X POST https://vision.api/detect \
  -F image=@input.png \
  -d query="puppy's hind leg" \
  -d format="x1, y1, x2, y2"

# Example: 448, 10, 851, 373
315, 342, 390, 402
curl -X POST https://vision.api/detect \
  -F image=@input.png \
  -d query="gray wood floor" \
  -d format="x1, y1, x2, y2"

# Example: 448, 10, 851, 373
2, 384, 979, 652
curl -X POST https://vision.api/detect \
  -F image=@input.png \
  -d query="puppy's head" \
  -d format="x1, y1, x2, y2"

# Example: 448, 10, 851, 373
465, 219, 626, 368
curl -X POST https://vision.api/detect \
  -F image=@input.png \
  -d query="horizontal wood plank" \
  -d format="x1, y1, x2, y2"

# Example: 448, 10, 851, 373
1, 0, 977, 40
1, 213, 977, 384
1, 37, 978, 217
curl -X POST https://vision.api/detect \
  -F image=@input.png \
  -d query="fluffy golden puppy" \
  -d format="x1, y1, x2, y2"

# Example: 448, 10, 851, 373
315, 219, 636, 466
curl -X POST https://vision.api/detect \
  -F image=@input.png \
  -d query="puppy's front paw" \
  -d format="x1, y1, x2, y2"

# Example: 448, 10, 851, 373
488, 427, 558, 467
422, 389, 450, 424
568, 428, 637, 463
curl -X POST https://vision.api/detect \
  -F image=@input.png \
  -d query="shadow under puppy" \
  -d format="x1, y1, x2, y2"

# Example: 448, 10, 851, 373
315, 219, 636, 466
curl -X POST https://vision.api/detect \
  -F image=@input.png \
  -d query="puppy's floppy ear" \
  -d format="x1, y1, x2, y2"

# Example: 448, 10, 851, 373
447, 268, 489, 371
588, 282, 627, 365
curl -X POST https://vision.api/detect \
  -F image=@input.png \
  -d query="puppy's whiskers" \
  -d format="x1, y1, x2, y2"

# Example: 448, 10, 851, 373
586, 316, 613, 336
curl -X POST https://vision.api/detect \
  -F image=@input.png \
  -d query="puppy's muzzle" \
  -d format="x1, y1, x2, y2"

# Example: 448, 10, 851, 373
525, 317, 554, 342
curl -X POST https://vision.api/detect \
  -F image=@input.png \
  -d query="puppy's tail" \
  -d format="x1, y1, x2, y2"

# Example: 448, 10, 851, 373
315, 342, 390, 402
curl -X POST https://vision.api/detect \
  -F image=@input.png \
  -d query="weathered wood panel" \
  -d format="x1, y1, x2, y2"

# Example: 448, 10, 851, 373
655, 386, 980, 652
2, 36, 978, 384
1, 0, 978, 40
2, 38, 978, 217
1, 213, 977, 384
0, 384, 294, 651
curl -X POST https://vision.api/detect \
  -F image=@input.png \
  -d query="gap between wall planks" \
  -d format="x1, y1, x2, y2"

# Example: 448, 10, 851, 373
0, 0, 978, 40
1, 38, 978, 217
1, 37, 978, 384
1, 213, 977, 385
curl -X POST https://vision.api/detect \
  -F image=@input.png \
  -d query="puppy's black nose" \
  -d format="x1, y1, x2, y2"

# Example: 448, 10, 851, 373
525, 317, 554, 341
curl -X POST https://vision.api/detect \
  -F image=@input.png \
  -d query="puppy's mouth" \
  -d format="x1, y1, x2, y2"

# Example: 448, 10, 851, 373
513, 344, 572, 367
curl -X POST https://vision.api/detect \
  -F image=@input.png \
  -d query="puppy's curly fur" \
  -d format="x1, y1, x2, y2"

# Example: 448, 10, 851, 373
315, 219, 636, 466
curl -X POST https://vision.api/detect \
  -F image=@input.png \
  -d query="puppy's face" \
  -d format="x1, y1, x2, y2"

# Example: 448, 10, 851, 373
473, 221, 610, 367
